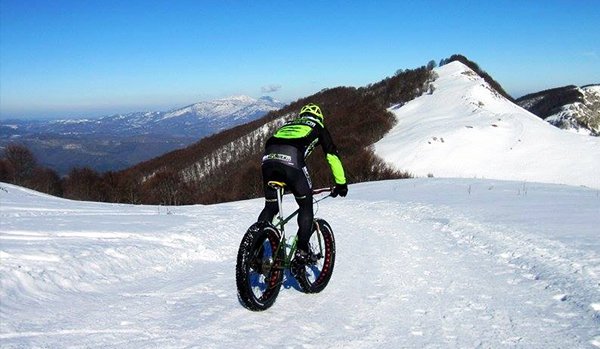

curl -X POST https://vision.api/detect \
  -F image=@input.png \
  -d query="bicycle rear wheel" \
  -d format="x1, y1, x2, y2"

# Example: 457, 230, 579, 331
295, 218, 336, 293
236, 222, 283, 311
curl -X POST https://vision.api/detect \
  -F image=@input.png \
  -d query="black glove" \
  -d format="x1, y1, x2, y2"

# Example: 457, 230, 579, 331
331, 183, 348, 198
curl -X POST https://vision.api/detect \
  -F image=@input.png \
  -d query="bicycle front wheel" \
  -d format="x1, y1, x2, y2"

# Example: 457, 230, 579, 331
236, 222, 283, 311
295, 218, 336, 293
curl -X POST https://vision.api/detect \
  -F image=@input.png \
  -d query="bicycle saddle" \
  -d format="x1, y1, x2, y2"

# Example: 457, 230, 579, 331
268, 181, 287, 189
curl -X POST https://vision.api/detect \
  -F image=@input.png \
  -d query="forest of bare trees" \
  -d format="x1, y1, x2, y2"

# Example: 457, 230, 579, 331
1, 144, 63, 196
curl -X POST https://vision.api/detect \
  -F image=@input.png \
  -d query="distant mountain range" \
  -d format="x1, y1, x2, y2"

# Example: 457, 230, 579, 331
0, 96, 284, 174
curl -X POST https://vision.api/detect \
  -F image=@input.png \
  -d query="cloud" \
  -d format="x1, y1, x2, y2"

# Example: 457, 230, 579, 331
261, 84, 282, 93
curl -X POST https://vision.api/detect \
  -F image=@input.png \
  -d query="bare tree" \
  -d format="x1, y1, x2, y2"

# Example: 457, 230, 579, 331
29, 167, 62, 196
2, 143, 37, 185
63, 167, 102, 201
143, 170, 184, 205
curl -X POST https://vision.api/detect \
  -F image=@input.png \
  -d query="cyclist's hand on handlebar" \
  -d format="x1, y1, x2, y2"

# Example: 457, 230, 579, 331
331, 183, 348, 198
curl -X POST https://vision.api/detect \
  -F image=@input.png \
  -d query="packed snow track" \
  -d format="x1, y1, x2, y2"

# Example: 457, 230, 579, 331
1, 179, 599, 348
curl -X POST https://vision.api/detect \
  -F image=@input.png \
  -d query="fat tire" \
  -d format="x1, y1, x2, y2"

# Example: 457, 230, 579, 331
236, 222, 283, 311
295, 218, 336, 293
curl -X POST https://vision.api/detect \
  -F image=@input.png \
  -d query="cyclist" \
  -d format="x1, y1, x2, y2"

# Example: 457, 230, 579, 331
258, 103, 348, 274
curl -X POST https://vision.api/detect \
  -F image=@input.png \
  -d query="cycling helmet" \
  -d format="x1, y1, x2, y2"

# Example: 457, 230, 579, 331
300, 103, 323, 120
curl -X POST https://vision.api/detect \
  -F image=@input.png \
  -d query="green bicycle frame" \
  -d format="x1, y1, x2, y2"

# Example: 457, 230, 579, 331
270, 184, 330, 269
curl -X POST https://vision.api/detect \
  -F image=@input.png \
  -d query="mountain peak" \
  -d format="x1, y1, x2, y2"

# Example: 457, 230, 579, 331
374, 60, 600, 189
441, 54, 513, 101
217, 95, 256, 103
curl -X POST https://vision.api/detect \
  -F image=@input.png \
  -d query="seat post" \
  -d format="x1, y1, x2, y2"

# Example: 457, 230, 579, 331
275, 185, 285, 234
268, 181, 287, 232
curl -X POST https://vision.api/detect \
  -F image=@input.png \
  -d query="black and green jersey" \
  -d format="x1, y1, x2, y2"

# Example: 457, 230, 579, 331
263, 114, 346, 185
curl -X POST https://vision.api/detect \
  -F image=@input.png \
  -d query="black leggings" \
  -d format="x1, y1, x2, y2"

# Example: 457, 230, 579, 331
258, 162, 313, 251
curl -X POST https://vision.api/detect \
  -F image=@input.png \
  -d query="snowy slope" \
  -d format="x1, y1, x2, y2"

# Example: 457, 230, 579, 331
1, 180, 599, 348
374, 62, 600, 189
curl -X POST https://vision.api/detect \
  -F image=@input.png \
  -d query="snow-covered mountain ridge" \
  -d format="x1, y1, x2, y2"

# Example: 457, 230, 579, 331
1, 95, 284, 138
162, 95, 281, 121
0, 96, 284, 174
517, 84, 600, 136
375, 61, 600, 189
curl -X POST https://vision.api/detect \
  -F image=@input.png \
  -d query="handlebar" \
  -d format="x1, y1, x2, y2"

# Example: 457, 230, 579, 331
312, 187, 333, 195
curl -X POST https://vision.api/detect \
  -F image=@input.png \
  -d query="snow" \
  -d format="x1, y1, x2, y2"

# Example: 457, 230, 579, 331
540, 85, 600, 136
2, 61, 599, 347
50, 119, 92, 125
583, 85, 600, 96
161, 95, 282, 121
374, 62, 600, 189
1, 179, 599, 348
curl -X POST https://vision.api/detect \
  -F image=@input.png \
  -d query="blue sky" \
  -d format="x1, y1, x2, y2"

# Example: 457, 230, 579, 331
1, 0, 598, 119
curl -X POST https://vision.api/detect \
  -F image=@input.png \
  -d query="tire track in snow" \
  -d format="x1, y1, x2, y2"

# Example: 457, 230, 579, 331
324, 198, 598, 348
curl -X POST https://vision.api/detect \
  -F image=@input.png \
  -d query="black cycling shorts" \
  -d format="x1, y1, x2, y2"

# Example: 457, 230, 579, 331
261, 161, 312, 201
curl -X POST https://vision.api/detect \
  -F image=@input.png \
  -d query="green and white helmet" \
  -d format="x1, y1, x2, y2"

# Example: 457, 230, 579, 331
300, 103, 324, 120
